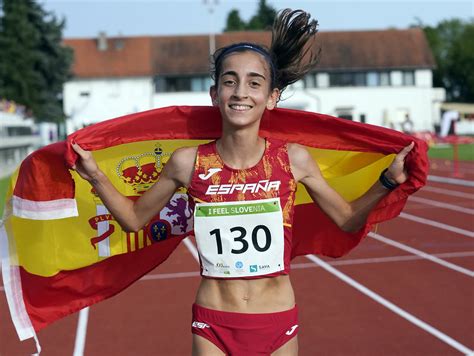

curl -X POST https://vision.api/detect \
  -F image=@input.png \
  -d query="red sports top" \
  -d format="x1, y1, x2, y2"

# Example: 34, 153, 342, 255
187, 138, 297, 279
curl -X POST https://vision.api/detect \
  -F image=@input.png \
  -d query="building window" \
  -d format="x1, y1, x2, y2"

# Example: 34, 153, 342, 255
336, 107, 354, 120
367, 72, 378, 87
402, 71, 415, 86
380, 72, 390, 86
7, 126, 32, 136
155, 76, 211, 92
304, 74, 316, 88
329, 72, 366, 87
367, 71, 391, 86
155, 77, 165, 92
166, 77, 192, 92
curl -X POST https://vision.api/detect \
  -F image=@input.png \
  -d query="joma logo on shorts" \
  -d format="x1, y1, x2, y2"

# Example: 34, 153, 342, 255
206, 180, 281, 195
192, 321, 210, 329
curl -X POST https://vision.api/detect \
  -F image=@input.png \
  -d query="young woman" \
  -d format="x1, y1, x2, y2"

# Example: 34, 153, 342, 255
72, 9, 413, 356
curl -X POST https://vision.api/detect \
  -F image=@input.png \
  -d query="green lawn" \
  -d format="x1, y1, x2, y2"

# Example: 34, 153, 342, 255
428, 143, 474, 161
0, 176, 11, 218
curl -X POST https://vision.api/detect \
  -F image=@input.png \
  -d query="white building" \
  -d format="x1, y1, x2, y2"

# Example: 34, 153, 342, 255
63, 29, 445, 134
0, 108, 41, 178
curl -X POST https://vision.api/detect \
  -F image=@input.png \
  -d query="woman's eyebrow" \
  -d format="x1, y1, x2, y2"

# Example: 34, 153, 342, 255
221, 70, 266, 80
248, 72, 266, 80
221, 70, 237, 77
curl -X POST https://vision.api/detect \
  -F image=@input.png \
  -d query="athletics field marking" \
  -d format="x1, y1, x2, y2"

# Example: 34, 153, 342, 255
305, 254, 474, 355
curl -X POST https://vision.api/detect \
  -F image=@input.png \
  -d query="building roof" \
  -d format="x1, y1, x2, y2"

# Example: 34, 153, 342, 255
63, 36, 153, 78
64, 28, 435, 78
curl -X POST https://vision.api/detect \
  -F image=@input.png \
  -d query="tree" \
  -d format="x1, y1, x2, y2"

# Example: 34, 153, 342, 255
225, 9, 246, 32
0, 0, 73, 122
247, 0, 276, 31
420, 19, 474, 102
224, 0, 277, 32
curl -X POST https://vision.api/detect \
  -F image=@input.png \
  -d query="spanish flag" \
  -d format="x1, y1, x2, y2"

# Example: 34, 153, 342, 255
1, 106, 428, 344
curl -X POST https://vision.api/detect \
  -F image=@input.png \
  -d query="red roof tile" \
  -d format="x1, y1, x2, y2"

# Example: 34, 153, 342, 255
64, 28, 435, 78
64, 36, 153, 78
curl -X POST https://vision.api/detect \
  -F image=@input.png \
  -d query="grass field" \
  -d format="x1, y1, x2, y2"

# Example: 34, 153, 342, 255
0, 176, 10, 217
428, 143, 473, 161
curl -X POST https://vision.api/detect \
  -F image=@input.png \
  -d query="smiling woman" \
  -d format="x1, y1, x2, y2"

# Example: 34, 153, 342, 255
67, 8, 416, 356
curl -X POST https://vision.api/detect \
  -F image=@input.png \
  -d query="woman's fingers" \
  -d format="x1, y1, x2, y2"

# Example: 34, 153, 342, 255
71, 141, 88, 158
396, 142, 415, 161
392, 142, 414, 168
70, 140, 99, 180
386, 142, 415, 184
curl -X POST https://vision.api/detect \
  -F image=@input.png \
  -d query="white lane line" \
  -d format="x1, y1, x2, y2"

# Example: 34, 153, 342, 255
183, 237, 199, 262
305, 254, 474, 355
428, 175, 474, 187
422, 186, 474, 199
399, 212, 474, 238
409, 196, 474, 214
368, 233, 474, 277
291, 251, 474, 270
72, 307, 90, 356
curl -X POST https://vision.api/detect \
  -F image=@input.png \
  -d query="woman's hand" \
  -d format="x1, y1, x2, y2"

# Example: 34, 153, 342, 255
71, 141, 101, 182
385, 142, 415, 184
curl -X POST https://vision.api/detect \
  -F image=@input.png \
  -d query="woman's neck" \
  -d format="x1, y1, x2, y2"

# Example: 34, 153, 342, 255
217, 130, 265, 170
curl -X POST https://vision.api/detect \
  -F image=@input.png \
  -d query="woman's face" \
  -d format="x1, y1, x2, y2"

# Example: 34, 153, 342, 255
210, 50, 279, 130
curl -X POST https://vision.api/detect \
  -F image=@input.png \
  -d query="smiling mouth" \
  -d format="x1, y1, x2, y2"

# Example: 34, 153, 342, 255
229, 104, 253, 111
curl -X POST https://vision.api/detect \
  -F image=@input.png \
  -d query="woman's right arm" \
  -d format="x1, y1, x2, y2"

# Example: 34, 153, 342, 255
72, 142, 196, 232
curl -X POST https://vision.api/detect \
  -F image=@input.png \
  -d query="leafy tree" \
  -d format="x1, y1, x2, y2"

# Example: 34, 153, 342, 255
420, 19, 474, 102
0, 0, 73, 122
224, 0, 277, 32
225, 9, 246, 32
247, 0, 277, 30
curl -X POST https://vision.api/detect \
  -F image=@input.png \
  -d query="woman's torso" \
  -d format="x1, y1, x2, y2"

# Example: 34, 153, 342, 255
186, 138, 297, 313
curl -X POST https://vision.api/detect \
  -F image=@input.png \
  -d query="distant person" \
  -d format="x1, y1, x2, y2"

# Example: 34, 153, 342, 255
440, 110, 459, 137
401, 113, 414, 134
71, 9, 414, 355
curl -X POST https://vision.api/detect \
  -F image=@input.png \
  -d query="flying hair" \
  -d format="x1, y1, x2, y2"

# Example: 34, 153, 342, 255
210, 8, 320, 101
270, 9, 320, 95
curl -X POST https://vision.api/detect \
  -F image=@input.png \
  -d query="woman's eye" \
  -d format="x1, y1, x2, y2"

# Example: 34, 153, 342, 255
223, 79, 235, 86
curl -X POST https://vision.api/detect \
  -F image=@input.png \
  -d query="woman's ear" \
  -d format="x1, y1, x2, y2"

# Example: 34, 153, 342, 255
266, 88, 280, 110
210, 85, 219, 106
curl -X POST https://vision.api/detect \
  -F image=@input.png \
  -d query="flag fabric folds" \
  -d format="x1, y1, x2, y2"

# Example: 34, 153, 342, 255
1, 106, 428, 344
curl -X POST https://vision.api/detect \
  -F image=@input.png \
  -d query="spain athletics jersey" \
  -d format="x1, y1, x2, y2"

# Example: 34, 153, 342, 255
187, 138, 297, 279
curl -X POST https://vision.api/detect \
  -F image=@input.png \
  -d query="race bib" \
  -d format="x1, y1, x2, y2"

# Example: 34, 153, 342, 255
194, 198, 284, 277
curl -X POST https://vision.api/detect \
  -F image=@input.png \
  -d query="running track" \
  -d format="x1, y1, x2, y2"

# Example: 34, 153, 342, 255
1, 158, 473, 355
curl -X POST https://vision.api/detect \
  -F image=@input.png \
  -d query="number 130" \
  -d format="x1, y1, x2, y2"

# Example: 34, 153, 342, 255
209, 225, 271, 255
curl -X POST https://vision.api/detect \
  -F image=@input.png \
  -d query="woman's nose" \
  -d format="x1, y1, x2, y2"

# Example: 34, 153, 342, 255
232, 83, 248, 98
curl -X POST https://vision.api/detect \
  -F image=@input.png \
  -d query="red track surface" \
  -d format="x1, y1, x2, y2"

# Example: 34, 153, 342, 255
1, 159, 473, 355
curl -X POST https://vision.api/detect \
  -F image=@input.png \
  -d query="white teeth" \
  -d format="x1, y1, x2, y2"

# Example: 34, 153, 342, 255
229, 104, 252, 111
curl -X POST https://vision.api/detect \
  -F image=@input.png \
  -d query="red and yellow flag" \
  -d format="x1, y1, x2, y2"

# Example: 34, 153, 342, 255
1, 106, 428, 343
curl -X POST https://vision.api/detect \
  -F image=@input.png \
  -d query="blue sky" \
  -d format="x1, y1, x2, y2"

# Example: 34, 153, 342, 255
41, 0, 473, 38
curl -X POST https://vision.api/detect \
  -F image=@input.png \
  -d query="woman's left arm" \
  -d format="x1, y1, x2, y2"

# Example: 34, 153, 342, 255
288, 142, 414, 232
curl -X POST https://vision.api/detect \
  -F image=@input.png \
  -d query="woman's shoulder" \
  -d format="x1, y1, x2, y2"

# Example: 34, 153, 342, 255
286, 143, 314, 167
170, 146, 198, 166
